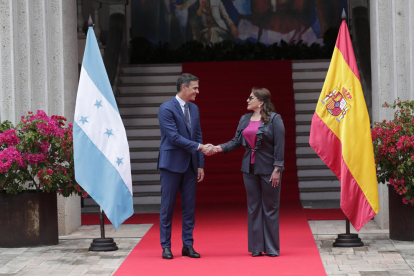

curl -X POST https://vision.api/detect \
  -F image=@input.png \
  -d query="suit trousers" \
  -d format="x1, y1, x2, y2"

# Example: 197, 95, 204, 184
159, 162, 197, 249
243, 169, 282, 255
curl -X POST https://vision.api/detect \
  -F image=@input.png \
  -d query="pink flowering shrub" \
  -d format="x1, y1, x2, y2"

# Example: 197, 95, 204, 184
372, 100, 414, 206
0, 110, 87, 198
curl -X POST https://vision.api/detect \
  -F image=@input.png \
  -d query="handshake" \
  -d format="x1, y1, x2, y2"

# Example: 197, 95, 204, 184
200, 144, 222, 156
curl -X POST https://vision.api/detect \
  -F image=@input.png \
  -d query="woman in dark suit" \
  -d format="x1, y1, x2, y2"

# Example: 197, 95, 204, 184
214, 87, 285, 257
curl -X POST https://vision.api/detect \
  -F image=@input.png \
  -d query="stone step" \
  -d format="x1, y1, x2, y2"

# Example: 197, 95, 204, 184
126, 126, 160, 136
129, 149, 159, 159
132, 184, 160, 193
131, 168, 160, 182
299, 187, 340, 192
296, 124, 311, 132
117, 84, 176, 94
127, 138, 160, 148
292, 60, 330, 70
295, 113, 313, 122
292, 71, 328, 80
119, 75, 179, 84
116, 92, 176, 97
296, 146, 316, 155
299, 178, 340, 189
132, 180, 161, 193
294, 91, 320, 101
131, 158, 158, 170
120, 106, 159, 115
118, 82, 176, 87
120, 64, 182, 74
122, 117, 159, 126
117, 95, 171, 104
299, 189, 340, 201
297, 165, 335, 177
293, 81, 324, 90
295, 101, 318, 111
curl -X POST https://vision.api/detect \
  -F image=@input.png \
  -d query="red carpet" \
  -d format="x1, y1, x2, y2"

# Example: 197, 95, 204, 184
110, 201, 325, 276
89, 61, 325, 275
304, 208, 346, 220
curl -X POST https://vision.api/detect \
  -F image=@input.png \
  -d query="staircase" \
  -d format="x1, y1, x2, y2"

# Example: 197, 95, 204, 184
83, 60, 340, 209
118, 64, 184, 204
292, 60, 341, 201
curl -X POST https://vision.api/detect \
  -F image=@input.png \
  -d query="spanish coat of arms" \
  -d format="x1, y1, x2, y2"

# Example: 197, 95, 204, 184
321, 87, 352, 123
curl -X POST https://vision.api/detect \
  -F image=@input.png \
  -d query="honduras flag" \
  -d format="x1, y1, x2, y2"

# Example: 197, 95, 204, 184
74, 26, 133, 230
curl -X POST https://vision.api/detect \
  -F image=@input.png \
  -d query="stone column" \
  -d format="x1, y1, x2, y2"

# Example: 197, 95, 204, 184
370, 0, 414, 229
0, 0, 81, 235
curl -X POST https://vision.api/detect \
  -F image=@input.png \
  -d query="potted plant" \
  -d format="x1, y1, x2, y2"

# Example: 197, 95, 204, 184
0, 110, 87, 247
372, 100, 414, 241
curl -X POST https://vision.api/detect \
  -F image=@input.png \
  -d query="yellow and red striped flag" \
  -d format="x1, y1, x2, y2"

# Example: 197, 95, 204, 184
309, 20, 379, 231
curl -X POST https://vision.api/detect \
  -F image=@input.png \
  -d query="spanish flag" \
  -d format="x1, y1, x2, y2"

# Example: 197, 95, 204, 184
309, 20, 379, 231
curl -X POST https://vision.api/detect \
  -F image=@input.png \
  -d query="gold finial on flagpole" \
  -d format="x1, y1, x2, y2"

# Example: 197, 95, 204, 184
341, 8, 347, 20
88, 14, 93, 27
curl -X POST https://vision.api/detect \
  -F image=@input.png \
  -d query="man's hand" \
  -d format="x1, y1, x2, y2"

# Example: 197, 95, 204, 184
201, 144, 218, 156
229, 24, 238, 39
197, 168, 205, 183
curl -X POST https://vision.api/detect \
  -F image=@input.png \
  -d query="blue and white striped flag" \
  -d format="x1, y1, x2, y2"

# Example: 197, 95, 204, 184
74, 26, 133, 230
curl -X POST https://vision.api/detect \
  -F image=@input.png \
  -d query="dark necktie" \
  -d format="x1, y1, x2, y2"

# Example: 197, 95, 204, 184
184, 103, 191, 133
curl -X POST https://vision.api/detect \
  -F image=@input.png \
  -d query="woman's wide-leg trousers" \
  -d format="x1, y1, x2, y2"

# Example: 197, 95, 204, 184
243, 172, 282, 255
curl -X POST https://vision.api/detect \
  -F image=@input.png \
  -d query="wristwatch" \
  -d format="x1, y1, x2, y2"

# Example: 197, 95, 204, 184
274, 168, 282, 172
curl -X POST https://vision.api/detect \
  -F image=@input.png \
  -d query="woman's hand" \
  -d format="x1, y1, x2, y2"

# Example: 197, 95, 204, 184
269, 171, 280, 187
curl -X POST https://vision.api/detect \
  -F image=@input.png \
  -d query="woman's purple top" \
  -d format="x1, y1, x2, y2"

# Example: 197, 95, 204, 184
242, 120, 261, 164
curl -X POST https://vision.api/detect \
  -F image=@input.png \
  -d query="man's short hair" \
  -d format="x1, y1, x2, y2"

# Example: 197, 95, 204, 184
177, 73, 199, 92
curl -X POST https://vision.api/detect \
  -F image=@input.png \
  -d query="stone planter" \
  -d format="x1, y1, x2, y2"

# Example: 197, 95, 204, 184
0, 191, 59, 247
388, 185, 414, 241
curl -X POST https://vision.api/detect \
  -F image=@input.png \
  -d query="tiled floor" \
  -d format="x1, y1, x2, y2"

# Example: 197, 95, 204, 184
311, 220, 414, 276
0, 225, 151, 276
1, 220, 414, 275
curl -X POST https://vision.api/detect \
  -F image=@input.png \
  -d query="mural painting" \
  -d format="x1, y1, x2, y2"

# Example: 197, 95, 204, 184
132, 0, 348, 48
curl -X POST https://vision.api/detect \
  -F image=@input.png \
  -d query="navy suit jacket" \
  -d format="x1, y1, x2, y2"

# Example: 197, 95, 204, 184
157, 97, 204, 173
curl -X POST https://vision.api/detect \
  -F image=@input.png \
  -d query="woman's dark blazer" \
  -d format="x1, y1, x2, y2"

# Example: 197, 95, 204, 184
219, 112, 285, 175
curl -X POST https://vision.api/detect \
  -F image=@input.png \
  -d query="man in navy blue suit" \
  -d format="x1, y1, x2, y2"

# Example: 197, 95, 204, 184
157, 73, 213, 259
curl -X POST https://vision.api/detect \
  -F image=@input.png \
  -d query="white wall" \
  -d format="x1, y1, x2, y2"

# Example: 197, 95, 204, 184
370, 0, 414, 229
0, 0, 80, 235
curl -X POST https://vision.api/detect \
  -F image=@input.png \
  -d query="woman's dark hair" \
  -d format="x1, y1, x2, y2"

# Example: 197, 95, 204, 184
252, 87, 275, 124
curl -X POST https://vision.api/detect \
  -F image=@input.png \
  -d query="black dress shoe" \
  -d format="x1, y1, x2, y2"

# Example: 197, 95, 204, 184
265, 253, 278, 257
182, 245, 200, 258
252, 252, 262, 257
162, 248, 173, 259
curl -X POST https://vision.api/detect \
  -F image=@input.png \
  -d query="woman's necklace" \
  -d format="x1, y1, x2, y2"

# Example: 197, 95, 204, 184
251, 113, 261, 121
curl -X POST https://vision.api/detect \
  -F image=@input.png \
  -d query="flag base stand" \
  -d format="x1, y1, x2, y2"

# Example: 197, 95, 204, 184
88, 209, 118, 252
333, 218, 364, 247
89, 238, 118, 251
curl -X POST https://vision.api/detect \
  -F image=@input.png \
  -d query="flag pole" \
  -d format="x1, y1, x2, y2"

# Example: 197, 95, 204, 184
84, 14, 118, 252
330, 9, 364, 248
89, 208, 118, 251
88, 211, 118, 251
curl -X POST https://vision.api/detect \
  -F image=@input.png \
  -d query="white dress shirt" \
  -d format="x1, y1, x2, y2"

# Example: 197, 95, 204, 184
176, 95, 201, 150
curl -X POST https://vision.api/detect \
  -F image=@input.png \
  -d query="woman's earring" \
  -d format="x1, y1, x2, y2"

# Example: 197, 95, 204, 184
259, 105, 261, 107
